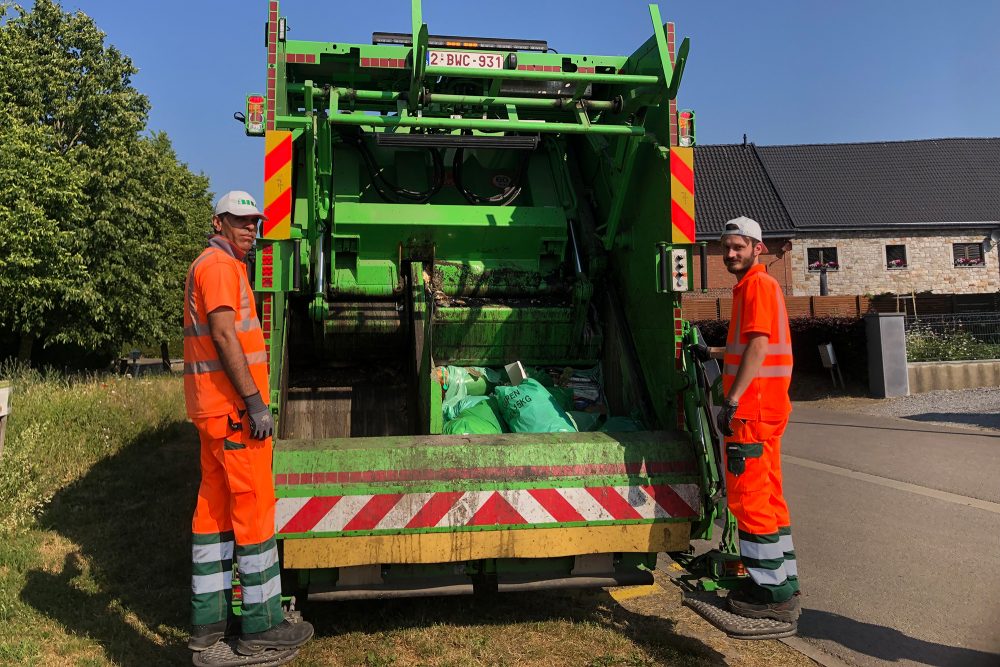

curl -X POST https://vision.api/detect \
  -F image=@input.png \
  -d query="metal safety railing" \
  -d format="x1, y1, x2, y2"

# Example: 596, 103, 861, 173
905, 312, 1000, 344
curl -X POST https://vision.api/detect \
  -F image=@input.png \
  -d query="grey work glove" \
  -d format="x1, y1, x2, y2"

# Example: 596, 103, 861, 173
717, 399, 739, 437
243, 391, 274, 440
689, 340, 711, 362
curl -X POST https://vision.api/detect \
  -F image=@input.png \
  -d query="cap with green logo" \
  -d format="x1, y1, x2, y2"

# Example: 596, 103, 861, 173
214, 190, 268, 220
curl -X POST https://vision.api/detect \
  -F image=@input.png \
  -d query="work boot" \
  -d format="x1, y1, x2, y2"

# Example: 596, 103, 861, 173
188, 617, 241, 651
236, 619, 314, 656
727, 587, 801, 623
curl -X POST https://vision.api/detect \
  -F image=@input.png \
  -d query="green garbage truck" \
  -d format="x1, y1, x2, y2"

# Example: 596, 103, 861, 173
239, 0, 734, 604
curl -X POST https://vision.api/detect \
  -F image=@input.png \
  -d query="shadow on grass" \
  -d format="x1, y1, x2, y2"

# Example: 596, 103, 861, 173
20, 419, 200, 666
295, 587, 727, 665
20, 421, 725, 666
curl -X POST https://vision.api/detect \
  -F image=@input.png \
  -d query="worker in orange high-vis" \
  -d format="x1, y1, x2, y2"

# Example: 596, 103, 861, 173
184, 191, 313, 657
705, 216, 800, 625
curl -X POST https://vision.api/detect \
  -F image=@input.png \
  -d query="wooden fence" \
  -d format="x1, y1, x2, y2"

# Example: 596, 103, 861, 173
683, 293, 1000, 321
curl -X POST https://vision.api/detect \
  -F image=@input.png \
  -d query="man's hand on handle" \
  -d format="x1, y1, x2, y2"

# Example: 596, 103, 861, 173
717, 398, 739, 437
690, 340, 711, 362
243, 391, 274, 440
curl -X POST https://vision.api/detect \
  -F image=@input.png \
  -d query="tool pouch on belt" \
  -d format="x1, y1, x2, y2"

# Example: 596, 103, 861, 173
726, 442, 763, 476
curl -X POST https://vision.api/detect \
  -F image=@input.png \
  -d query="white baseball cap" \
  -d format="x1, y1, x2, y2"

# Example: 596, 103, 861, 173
720, 215, 762, 242
214, 190, 268, 220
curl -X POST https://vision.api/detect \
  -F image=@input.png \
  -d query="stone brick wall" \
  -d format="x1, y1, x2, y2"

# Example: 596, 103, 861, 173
788, 230, 999, 296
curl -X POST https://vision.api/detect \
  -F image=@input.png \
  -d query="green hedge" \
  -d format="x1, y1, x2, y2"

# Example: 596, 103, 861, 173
692, 317, 868, 381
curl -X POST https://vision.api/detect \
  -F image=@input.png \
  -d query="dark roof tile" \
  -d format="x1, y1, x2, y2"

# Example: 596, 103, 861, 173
755, 138, 1000, 229
694, 143, 794, 240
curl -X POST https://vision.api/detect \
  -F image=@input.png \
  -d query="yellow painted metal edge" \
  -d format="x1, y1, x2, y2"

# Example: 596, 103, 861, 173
609, 583, 661, 602
283, 523, 692, 569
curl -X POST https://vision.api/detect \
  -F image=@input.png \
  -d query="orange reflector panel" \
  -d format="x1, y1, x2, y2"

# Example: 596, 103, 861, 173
263, 130, 293, 240
670, 146, 695, 244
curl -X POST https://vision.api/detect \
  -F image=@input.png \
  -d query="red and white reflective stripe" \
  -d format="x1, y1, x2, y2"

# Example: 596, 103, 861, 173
276, 484, 700, 534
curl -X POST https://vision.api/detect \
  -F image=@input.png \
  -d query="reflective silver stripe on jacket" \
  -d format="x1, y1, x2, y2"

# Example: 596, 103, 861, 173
724, 281, 793, 379
184, 247, 260, 339
184, 249, 217, 336
724, 364, 795, 378
184, 350, 268, 376
184, 316, 260, 338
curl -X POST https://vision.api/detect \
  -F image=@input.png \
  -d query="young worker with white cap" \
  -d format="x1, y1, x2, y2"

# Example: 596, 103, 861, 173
704, 216, 801, 624
183, 191, 314, 657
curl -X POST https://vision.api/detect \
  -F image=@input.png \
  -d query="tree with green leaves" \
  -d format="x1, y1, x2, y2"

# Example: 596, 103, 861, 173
0, 0, 212, 365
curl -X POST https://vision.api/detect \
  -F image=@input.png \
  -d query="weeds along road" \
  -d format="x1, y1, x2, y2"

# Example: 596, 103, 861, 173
781, 403, 1000, 667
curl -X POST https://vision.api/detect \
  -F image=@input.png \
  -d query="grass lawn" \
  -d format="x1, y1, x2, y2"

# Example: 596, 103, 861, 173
0, 371, 810, 666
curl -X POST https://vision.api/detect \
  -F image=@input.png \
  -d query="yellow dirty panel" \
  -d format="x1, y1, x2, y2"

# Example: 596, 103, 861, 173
283, 523, 692, 568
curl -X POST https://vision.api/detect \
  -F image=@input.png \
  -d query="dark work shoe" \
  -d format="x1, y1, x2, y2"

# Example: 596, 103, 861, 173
188, 620, 227, 651
236, 619, 314, 656
727, 588, 801, 623
188, 618, 241, 651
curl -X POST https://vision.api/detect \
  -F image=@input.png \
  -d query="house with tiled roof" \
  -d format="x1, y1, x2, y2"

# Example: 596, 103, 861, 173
693, 138, 1000, 297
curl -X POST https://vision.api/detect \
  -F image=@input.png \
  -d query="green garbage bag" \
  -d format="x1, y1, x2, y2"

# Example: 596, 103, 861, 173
494, 379, 577, 433
438, 366, 504, 421
600, 416, 643, 432
444, 395, 490, 422
568, 411, 602, 432
527, 367, 555, 387
442, 398, 503, 435
548, 386, 574, 413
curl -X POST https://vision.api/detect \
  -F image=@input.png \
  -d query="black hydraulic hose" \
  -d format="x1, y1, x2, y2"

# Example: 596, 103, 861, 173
352, 134, 444, 203
452, 142, 530, 206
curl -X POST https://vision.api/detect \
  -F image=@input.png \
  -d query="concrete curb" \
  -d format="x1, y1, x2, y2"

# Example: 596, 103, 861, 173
780, 636, 853, 667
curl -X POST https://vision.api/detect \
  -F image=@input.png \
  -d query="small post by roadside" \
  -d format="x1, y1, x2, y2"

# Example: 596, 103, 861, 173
0, 381, 10, 459
818, 343, 845, 389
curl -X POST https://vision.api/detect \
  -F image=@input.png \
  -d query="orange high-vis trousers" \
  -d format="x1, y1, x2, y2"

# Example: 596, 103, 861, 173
724, 417, 798, 602
190, 410, 283, 634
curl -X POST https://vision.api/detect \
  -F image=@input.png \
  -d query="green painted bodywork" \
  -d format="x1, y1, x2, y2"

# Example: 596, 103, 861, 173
249, 0, 728, 591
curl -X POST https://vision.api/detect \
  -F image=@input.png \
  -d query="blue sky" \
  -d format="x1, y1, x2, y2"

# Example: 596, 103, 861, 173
46, 0, 1000, 199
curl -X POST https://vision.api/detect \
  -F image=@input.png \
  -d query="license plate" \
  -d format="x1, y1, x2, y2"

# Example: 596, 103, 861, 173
428, 50, 504, 70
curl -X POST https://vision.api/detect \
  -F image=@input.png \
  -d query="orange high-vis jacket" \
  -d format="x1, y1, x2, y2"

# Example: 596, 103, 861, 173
183, 238, 269, 419
722, 264, 792, 422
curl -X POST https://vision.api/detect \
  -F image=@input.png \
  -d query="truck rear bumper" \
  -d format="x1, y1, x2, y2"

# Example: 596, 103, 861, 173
282, 522, 690, 568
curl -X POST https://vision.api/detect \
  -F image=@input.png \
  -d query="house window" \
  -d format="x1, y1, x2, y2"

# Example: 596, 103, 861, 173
807, 247, 839, 271
953, 242, 984, 267
886, 244, 907, 269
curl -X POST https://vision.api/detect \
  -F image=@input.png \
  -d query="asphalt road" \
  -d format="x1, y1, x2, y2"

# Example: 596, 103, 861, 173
782, 405, 1000, 667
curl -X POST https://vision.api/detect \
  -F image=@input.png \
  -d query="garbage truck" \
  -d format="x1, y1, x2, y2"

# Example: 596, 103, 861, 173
238, 0, 741, 609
